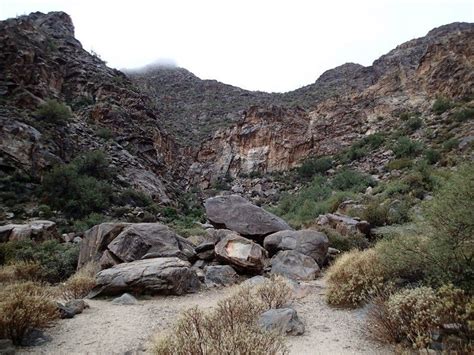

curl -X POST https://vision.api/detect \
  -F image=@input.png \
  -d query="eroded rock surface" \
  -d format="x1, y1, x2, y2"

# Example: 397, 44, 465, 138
270, 250, 320, 281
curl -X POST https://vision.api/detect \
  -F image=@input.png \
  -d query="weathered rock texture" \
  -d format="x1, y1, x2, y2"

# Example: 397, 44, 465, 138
0, 220, 59, 243
270, 250, 320, 281
258, 308, 305, 336
92, 257, 200, 296
214, 233, 268, 273
204, 195, 291, 240
263, 229, 329, 266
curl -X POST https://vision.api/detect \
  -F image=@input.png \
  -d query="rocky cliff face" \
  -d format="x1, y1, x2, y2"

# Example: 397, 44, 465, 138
0, 12, 179, 202
183, 22, 473, 185
0, 12, 472, 205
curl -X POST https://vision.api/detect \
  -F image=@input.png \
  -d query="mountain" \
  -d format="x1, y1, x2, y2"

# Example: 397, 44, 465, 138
0, 11, 473, 217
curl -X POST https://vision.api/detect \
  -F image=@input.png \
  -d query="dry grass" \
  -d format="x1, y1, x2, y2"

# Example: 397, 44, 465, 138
326, 249, 386, 308
60, 262, 98, 301
0, 281, 59, 345
0, 261, 43, 283
367, 285, 473, 350
153, 277, 293, 355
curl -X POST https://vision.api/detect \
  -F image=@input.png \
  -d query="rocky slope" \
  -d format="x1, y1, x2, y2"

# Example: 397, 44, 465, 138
0, 12, 472, 214
0, 11, 179, 203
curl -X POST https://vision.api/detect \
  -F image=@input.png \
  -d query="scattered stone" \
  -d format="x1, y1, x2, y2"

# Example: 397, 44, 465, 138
65, 299, 89, 314
270, 250, 320, 281
112, 293, 138, 305
258, 308, 305, 335
204, 265, 238, 287
0, 339, 15, 355
241, 275, 267, 287
92, 257, 200, 297
204, 195, 291, 240
316, 213, 371, 236
57, 303, 75, 319
215, 233, 268, 273
263, 229, 329, 266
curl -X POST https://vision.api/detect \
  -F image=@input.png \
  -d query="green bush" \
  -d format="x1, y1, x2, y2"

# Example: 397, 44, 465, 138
450, 106, 474, 122
361, 200, 389, 227
380, 180, 411, 197
432, 97, 453, 115
393, 137, 423, 158
297, 156, 332, 179
0, 240, 79, 283
443, 138, 459, 152
424, 148, 441, 164
319, 227, 369, 252
115, 188, 152, 207
72, 150, 114, 180
385, 158, 413, 171
404, 116, 423, 132
35, 100, 71, 126
331, 169, 376, 192
73, 213, 107, 233
96, 127, 114, 140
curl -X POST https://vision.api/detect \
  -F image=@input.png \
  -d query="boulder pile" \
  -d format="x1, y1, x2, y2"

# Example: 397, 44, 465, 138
79, 195, 330, 297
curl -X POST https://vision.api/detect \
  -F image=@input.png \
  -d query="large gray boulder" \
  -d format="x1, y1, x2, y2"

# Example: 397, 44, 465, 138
0, 220, 59, 243
215, 233, 268, 273
264, 229, 329, 266
92, 257, 200, 297
204, 195, 291, 240
78, 222, 130, 268
258, 308, 305, 336
107, 223, 195, 262
270, 250, 320, 281
78, 223, 196, 269
204, 265, 238, 287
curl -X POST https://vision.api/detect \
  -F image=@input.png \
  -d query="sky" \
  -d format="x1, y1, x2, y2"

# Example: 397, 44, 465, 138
1, 0, 473, 92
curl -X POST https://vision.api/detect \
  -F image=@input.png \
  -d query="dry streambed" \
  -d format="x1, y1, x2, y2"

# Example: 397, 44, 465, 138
19, 279, 391, 355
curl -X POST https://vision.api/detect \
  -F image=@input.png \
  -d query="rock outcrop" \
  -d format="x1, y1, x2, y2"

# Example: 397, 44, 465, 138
270, 250, 320, 281
316, 213, 371, 236
0, 220, 59, 243
204, 195, 291, 240
214, 233, 268, 273
263, 229, 329, 266
92, 257, 200, 296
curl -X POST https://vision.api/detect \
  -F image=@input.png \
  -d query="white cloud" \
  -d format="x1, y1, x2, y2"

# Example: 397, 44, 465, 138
1, 0, 473, 92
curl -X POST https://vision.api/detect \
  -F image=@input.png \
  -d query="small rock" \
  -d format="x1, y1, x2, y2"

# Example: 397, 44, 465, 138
65, 299, 89, 314
205, 265, 238, 287
0, 339, 15, 355
258, 308, 305, 336
56, 303, 75, 319
112, 293, 138, 305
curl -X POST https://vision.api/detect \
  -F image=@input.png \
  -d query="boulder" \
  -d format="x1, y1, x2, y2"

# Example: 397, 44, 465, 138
204, 265, 238, 287
270, 250, 320, 281
316, 213, 370, 236
258, 308, 305, 336
204, 195, 291, 240
195, 241, 216, 260
78, 223, 196, 269
78, 223, 130, 268
0, 220, 59, 243
107, 223, 195, 262
65, 299, 89, 314
215, 233, 268, 273
92, 257, 200, 297
112, 293, 138, 305
263, 229, 329, 266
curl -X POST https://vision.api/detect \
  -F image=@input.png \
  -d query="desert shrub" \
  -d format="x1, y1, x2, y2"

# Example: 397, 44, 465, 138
153, 283, 289, 355
424, 148, 441, 164
450, 106, 474, 122
341, 133, 385, 163
442, 137, 459, 151
361, 200, 389, 227
73, 212, 107, 233
0, 261, 42, 283
422, 164, 474, 291
72, 150, 114, 180
393, 136, 423, 158
331, 169, 376, 192
325, 191, 357, 213
41, 164, 113, 218
404, 116, 423, 132
0, 239, 79, 283
35, 100, 71, 126
0, 281, 59, 345
96, 127, 114, 139
115, 188, 152, 207
297, 156, 332, 179
385, 158, 412, 171
374, 285, 474, 348
326, 249, 386, 308
60, 262, 98, 300
255, 275, 293, 309
319, 227, 369, 252
432, 97, 453, 114
380, 180, 411, 197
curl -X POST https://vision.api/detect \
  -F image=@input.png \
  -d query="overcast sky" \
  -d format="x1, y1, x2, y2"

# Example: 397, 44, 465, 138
1, 0, 473, 92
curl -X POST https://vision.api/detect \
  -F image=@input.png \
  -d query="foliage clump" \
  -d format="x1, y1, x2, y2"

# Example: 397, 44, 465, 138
36, 99, 71, 126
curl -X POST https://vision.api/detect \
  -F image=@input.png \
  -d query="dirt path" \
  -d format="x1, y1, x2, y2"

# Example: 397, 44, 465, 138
19, 279, 392, 355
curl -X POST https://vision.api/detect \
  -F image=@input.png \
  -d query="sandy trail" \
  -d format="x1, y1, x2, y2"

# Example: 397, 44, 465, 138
19, 279, 392, 355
